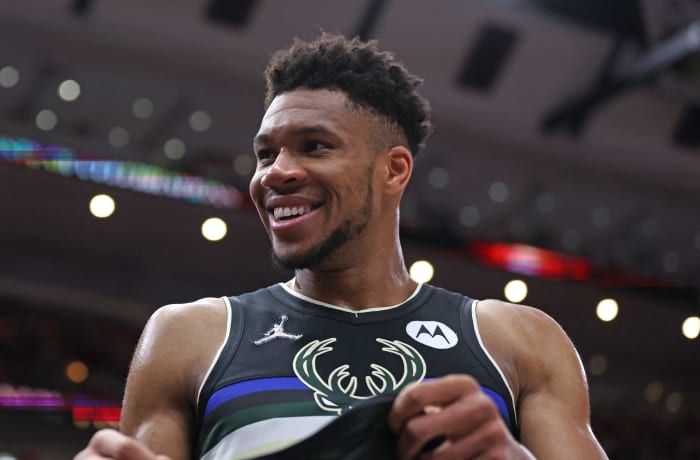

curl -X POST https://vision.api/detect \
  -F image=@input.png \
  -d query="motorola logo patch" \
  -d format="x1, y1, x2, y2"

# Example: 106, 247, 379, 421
405, 321, 458, 349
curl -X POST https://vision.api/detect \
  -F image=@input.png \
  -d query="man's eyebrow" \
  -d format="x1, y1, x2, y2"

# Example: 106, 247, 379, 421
293, 125, 335, 136
253, 133, 269, 145
253, 125, 337, 145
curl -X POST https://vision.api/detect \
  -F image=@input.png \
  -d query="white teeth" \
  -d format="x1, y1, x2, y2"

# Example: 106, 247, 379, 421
273, 206, 311, 220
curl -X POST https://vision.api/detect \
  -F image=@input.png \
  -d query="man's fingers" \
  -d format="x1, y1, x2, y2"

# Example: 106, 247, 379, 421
389, 374, 480, 432
85, 429, 161, 459
396, 390, 499, 459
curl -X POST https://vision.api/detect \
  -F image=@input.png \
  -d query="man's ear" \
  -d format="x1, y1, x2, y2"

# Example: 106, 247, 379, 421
384, 145, 413, 196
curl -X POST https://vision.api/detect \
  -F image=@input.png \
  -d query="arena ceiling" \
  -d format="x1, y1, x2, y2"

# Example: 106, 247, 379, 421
0, 0, 699, 409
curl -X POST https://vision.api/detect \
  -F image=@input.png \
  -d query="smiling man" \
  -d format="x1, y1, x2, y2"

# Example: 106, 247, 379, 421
76, 34, 607, 460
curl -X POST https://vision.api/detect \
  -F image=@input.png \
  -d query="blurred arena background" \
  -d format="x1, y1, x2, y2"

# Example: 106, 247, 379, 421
0, 0, 699, 458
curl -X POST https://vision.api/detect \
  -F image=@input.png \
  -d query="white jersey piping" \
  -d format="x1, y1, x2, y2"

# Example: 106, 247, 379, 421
471, 299, 519, 428
279, 278, 422, 313
196, 296, 233, 415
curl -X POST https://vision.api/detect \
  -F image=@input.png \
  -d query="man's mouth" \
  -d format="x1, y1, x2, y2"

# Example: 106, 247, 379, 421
272, 205, 312, 221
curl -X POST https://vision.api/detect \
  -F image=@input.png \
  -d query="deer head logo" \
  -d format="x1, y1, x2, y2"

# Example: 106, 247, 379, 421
293, 338, 426, 414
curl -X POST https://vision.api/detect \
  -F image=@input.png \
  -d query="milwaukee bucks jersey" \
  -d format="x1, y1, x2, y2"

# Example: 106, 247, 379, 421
193, 282, 518, 459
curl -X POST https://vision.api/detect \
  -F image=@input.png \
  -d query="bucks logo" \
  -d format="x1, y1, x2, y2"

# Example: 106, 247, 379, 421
293, 338, 426, 414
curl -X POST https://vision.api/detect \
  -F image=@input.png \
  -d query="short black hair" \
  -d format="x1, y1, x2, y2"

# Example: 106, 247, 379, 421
264, 33, 433, 156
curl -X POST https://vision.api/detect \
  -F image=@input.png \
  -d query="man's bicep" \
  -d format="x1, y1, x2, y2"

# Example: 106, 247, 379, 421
518, 385, 606, 458
517, 311, 607, 459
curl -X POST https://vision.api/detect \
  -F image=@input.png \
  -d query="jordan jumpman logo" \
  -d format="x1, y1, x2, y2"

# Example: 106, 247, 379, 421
253, 315, 303, 345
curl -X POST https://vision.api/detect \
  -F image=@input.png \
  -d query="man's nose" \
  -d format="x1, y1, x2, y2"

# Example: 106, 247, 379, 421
260, 149, 306, 189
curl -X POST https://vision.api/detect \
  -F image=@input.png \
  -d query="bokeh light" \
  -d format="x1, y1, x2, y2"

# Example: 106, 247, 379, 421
409, 260, 434, 283
36, 109, 58, 131
66, 360, 89, 383
596, 298, 618, 322
58, 79, 81, 102
682, 316, 700, 339
89, 194, 116, 218
164, 138, 186, 160
0, 65, 20, 88
132, 97, 154, 119
504, 279, 527, 303
202, 217, 227, 241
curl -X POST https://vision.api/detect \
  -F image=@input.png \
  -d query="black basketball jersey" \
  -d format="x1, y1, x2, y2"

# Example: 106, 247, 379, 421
193, 282, 518, 459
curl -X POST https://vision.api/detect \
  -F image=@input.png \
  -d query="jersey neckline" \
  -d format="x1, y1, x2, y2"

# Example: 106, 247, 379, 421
269, 281, 434, 324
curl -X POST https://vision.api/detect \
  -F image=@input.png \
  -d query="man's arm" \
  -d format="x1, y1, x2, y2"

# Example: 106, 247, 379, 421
75, 298, 228, 460
480, 300, 607, 459
389, 299, 607, 459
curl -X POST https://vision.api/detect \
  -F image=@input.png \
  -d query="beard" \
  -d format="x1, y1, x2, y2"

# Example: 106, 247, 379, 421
270, 168, 374, 271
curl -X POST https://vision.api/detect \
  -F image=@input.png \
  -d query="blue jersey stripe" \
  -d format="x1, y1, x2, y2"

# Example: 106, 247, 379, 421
205, 377, 510, 426
481, 386, 510, 425
205, 377, 308, 417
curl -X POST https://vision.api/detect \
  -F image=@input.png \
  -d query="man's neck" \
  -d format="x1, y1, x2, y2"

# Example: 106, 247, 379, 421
292, 254, 417, 311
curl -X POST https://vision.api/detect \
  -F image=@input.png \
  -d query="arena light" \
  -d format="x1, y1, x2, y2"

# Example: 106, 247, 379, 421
0, 136, 242, 209
596, 298, 618, 322
66, 360, 89, 383
409, 260, 434, 283
504, 279, 527, 303
665, 392, 683, 413
645, 382, 664, 403
72, 404, 121, 425
132, 97, 154, 119
89, 194, 115, 218
588, 354, 607, 376
202, 217, 227, 241
164, 138, 186, 160
0, 65, 20, 88
108, 126, 130, 148
0, 384, 120, 426
58, 79, 81, 102
190, 110, 212, 132
489, 181, 509, 203
682, 316, 700, 339
36, 109, 58, 131
470, 242, 591, 280
427, 167, 449, 189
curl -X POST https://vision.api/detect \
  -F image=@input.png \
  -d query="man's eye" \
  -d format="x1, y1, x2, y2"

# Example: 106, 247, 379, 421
304, 141, 329, 153
256, 150, 275, 163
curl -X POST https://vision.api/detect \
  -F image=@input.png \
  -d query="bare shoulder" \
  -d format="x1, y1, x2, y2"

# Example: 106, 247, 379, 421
136, 297, 228, 357
146, 296, 228, 343
133, 297, 229, 389
476, 298, 567, 348
474, 299, 580, 397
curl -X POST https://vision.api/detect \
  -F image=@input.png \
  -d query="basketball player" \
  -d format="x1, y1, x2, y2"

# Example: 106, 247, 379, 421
75, 34, 607, 459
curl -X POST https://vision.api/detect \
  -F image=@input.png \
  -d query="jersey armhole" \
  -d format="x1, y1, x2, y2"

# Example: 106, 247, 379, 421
471, 299, 520, 431
195, 296, 233, 420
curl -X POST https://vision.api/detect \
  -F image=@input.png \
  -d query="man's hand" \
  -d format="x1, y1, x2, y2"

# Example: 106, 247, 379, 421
74, 429, 172, 460
389, 375, 533, 459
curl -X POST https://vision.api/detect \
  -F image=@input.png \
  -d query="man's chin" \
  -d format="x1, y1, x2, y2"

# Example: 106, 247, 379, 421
269, 224, 351, 272
269, 245, 334, 272
269, 248, 317, 271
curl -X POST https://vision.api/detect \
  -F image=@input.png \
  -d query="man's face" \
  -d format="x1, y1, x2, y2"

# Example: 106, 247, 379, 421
249, 89, 379, 270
